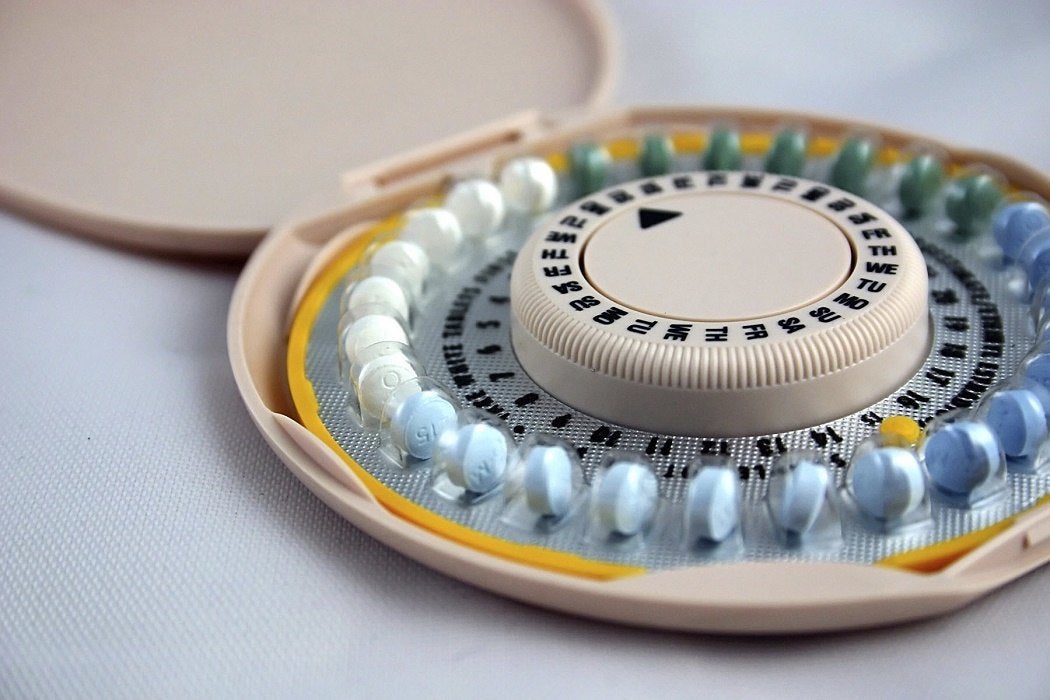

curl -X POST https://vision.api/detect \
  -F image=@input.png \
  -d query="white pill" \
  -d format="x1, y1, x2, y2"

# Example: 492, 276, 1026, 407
772, 460, 829, 536
685, 467, 739, 543
370, 241, 429, 300
356, 352, 419, 418
342, 315, 409, 367
400, 208, 463, 265
849, 447, 925, 521
595, 461, 658, 536
389, 390, 457, 460
923, 422, 1001, 496
443, 423, 508, 494
499, 157, 557, 214
345, 275, 409, 321
523, 445, 574, 517
446, 179, 505, 238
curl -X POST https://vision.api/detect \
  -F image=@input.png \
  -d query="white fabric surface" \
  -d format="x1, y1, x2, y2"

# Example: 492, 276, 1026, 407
3, 2, 1050, 697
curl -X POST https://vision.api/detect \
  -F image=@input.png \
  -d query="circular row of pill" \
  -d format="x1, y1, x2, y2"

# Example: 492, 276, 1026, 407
387, 369, 1049, 547
337, 137, 1046, 547
383, 389, 580, 517
382, 379, 1022, 547
382, 389, 841, 546
992, 200, 1050, 456
983, 199, 1050, 468
335, 157, 562, 427
833, 201, 1050, 529
566, 128, 1003, 234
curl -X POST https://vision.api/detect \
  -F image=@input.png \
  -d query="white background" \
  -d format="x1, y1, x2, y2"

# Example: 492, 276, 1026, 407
4, 2, 1050, 697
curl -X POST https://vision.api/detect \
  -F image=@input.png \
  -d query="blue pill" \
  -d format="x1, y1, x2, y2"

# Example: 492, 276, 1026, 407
923, 422, 1001, 496
849, 447, 925, 521
523, 445, 574, 518
983, 389, 1048, 458
1021, 378, 1050, 417
994, 202, 1050, 261
595, 461, 658, 536
1023, 353, 1050, 393
685, 467, 739, 543
1018, 229, 1050, 283
771, 460, 829, 536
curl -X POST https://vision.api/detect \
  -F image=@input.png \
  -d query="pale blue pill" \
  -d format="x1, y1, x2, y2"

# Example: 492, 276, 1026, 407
1023, 353, 1050, 393
772, 460, 829, 536
994, 202, 1050, 261
1021, 378, 1050, 418
984, 389, 1047, 458
445, 423, 508, 493
685, 468, 739, 543
849, 447, 925, 521
523, 445, 573, 517
391, 391, 458, 460
595, 461, 658, 536
923, 422, 1000, 496
1019, 229, 1050, 288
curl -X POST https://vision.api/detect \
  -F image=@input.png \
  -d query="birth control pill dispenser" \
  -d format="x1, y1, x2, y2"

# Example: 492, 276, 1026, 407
9, 6, 1048, 635
233, 106, 1050, 634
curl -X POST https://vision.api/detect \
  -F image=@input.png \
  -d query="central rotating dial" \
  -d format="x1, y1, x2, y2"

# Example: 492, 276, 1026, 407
582, 192, 853, 321
510, 172, 930, 436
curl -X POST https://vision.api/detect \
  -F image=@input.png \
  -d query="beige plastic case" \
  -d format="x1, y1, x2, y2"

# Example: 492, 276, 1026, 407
228, 106, 1050, 633
0, 1, 615, 255
7, 5, 1047, 633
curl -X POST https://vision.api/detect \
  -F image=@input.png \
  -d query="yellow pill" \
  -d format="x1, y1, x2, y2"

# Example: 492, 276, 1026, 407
879, 415, 923, 447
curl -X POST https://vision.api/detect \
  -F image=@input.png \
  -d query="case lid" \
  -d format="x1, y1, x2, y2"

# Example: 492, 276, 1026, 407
0, 1, 616, 256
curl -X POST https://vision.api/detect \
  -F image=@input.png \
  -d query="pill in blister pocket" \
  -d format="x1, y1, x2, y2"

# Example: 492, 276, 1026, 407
849, 447, 925, 521
982, 389, 1048, 458
446, 179, 505, 239
370, 241, 429, 300
345, 275, 410, 321
441, 423, 509, 494
389, 390, 458, 460
356, 352, 419, 418
499, 157, 557, 214
771, 460, 829, 536
595, 461, 658, 536
993, 201, 1050, 262
523, 445, 574, 518
342, 314, 409, 367
685, 467, 739, 543
923, 421, 1001, 496
401, 208, 463, 265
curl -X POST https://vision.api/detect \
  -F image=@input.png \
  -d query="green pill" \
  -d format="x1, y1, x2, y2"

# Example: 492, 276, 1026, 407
702, 128, 741, 171
639, 134, 674, 176
830, 136, 876, 195
946, 173, 1003, 235
765, 129, 808, 176
898, 154, 945, 218
568, 142, 610, 195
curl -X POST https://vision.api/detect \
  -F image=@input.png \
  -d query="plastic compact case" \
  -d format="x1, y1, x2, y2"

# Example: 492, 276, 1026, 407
228, 106, 1050, 633
6, 4, 1047, 635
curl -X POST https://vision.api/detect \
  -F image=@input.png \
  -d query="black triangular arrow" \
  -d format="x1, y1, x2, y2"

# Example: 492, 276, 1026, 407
638, 207, 682, 230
